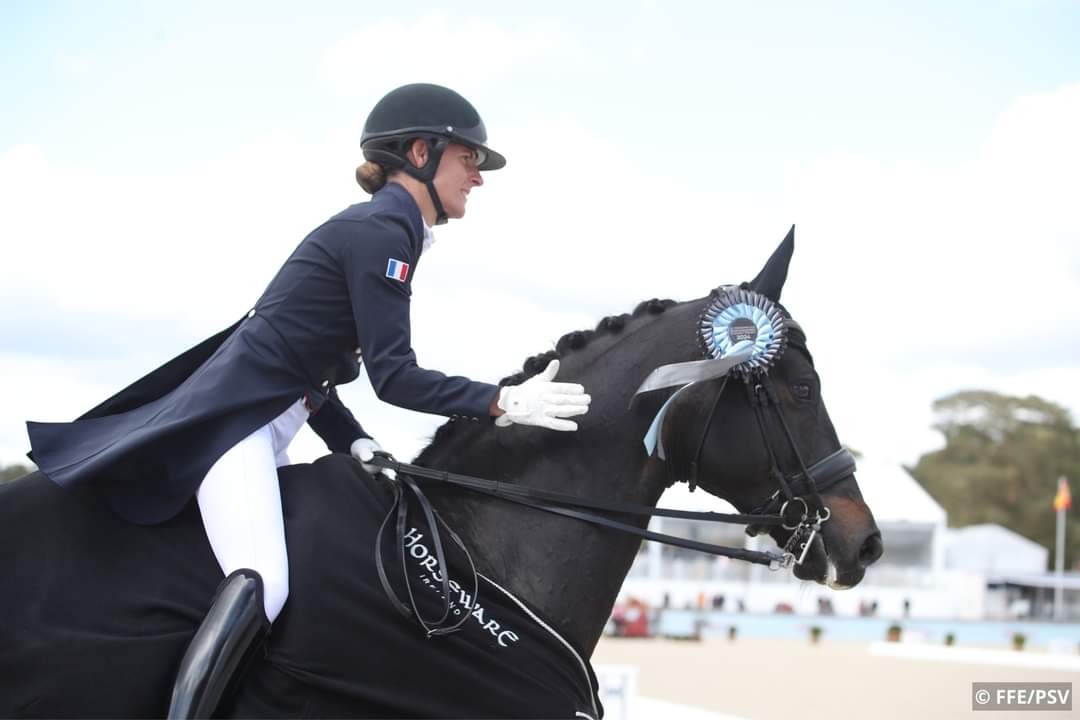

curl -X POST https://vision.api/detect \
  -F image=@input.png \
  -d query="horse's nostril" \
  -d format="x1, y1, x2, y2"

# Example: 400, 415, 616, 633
859, 531, 883, 568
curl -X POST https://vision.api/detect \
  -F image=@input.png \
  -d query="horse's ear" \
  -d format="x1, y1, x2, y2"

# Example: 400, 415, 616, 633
749, 225, 795, 302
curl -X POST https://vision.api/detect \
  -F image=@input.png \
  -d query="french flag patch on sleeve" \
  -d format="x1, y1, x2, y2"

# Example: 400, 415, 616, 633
386, 258, 410, 282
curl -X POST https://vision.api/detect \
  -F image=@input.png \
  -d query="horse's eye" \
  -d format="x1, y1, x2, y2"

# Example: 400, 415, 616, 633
792, 383, 813, 401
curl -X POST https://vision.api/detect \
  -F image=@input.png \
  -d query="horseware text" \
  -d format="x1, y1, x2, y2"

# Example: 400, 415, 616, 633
402, 528, 521, 648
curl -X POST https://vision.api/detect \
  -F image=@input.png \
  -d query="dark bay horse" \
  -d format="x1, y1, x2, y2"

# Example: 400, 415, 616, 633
0, 232, 882, 718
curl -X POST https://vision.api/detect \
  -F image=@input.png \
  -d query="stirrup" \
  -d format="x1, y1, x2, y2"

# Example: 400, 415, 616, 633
167, 569, 270, 719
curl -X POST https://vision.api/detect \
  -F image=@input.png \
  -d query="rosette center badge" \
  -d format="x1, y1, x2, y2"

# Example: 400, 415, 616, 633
699, 287, 789, 376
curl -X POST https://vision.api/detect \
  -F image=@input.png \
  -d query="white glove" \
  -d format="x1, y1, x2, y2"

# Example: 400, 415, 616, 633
350, 437, 383, 474
495, 359, 591, 432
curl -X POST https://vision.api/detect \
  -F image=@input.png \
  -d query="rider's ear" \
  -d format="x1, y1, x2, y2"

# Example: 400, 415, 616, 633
749, 225, 795, 303
406, 139, 429, 169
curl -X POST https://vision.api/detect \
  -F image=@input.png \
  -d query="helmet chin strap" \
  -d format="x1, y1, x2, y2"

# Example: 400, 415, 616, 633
404, 138, 450, 226
425, 180, 448, 226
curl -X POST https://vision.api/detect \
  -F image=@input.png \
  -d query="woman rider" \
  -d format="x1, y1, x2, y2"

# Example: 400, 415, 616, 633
25, 83, 591, 717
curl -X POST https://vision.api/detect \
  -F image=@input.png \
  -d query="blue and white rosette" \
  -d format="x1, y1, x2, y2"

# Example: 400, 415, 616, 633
635, 287, 789, 459
699, 287, 788, 377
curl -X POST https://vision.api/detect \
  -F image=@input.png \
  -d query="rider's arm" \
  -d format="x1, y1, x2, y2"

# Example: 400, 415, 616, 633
306, 387, 371, 453
340, 214, 500, 421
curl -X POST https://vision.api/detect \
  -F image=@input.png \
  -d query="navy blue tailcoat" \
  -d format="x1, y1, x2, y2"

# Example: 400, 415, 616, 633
27, 184, 499, 525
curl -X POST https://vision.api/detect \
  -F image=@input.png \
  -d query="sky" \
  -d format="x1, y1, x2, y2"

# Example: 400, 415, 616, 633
2, 0, 1079, 478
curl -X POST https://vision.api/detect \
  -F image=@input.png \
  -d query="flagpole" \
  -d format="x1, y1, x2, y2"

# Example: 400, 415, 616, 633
1055, 500, 1065, 620
1053, 475, 1068, 621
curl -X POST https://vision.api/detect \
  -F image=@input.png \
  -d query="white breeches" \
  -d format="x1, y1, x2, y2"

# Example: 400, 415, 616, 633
196, 398, 309, 623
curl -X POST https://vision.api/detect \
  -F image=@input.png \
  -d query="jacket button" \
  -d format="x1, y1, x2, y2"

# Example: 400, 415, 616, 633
321, 380, 330, 388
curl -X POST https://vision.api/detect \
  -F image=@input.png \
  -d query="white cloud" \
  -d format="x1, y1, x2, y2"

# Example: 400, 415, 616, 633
777, 84, 1080, 360
431, 112, 787, 307
981, 82, 1080, 232
317, 14, 590, 101
0, 130, 362, 326
3, 73, 1079, 480
52, 53, 91, 76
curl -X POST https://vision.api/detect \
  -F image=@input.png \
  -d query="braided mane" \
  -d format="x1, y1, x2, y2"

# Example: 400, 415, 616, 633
497, 297, 677, 386
417, 297, 677, 454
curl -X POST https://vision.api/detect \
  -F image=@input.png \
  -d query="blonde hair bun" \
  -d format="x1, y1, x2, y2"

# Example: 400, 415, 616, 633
355, 161, 387, 194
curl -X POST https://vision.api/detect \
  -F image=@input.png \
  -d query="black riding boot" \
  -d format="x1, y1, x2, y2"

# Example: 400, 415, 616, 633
167, 569, 270, 719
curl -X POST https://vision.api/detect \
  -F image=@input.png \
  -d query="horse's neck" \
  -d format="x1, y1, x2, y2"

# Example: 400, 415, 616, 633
420, 301, 706, 656
425, 429, 664, 656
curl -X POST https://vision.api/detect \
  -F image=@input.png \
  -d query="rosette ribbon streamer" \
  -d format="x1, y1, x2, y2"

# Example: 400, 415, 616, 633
636, 340, 753, 459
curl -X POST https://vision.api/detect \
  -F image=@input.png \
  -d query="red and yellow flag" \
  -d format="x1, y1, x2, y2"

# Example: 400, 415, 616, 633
1054, 476, 1072, 512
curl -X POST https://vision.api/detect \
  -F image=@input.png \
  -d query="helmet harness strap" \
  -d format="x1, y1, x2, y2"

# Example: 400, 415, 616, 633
403, 137, 450, 226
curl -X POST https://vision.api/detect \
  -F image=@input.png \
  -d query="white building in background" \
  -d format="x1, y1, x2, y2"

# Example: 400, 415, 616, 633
617, 458, 1053, 621
946, 524, 1049, 574
945, 524, 1080, 620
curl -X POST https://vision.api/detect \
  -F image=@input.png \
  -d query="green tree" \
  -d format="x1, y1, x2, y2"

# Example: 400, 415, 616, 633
1, 463, 33, 483
910, 391, 1080, 571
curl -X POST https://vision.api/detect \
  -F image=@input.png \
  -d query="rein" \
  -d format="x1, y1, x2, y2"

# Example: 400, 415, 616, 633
368, 444, 855, 635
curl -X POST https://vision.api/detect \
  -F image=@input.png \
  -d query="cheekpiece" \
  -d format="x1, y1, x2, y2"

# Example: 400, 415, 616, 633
699, 287, 788, 377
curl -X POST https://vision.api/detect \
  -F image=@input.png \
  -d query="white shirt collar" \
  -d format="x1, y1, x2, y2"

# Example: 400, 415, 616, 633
422, 221, 436, 253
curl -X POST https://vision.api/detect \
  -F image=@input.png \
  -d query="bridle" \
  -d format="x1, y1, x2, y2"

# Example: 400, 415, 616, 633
670, 318, 856, 566
367, 315, 857, 636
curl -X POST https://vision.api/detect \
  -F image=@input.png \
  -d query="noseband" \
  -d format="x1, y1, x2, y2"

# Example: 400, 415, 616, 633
672, 360, 856, 566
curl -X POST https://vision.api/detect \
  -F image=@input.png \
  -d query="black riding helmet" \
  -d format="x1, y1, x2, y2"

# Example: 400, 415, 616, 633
361, 83, 505, 225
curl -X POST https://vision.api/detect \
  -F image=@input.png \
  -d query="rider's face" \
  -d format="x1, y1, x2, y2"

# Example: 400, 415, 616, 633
432, 143, 484, 220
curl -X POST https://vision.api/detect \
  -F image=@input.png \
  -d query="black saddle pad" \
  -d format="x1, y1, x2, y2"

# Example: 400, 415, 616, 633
0, 456, 600, 718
